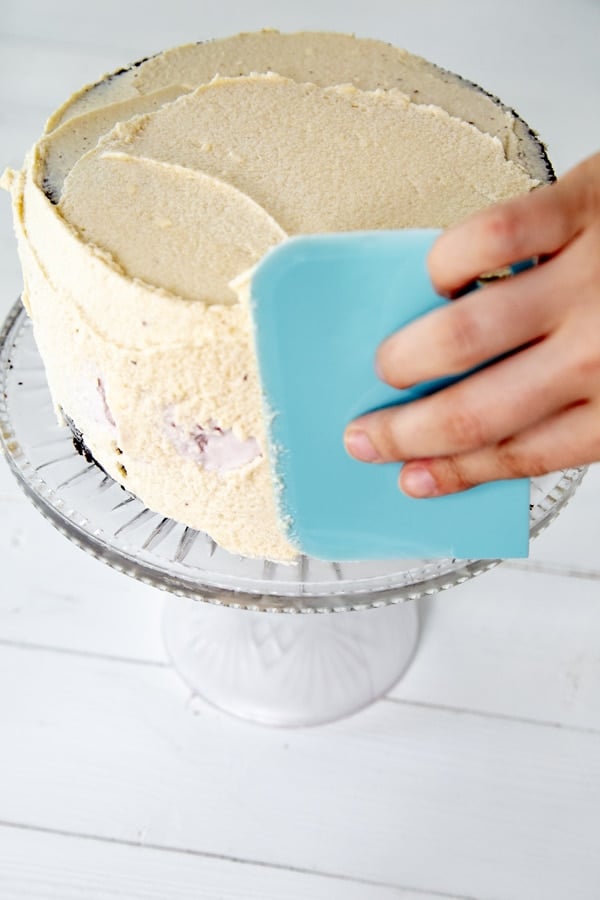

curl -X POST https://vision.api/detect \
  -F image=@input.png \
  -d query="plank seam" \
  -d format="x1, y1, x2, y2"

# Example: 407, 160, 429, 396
0, 819, 478, 900
383, 697, 600, 737
504, 560, 600, 581
2, 639, 599, 737
0, 638, 168, 669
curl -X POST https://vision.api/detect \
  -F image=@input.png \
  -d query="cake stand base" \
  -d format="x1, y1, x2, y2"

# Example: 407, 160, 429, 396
162, 597, 419, 727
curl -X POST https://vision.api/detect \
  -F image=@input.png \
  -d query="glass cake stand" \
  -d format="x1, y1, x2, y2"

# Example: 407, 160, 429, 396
0, 299, 586, 725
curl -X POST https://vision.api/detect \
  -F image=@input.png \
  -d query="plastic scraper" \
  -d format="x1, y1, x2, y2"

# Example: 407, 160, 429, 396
246, 229, 529, 560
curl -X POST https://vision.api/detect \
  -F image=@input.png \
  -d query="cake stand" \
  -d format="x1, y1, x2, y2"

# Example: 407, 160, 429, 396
0, 299, 586, 725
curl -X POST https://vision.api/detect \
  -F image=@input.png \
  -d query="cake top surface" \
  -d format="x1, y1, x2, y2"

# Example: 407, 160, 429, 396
25, 31, 546, 308
57, 72, 537, 303
7, 30, 549, 311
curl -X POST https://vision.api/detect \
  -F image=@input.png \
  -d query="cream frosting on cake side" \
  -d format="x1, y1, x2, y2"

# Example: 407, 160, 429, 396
1, 31, 551, 561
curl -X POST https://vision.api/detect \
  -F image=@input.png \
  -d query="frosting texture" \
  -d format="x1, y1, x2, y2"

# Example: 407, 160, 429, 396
1, 31, 549, 560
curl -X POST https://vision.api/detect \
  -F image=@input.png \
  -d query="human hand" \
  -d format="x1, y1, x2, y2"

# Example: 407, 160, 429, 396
344, 152, 600, 497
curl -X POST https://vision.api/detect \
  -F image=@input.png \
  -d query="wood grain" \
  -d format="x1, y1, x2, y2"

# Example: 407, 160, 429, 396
1, 644, 600, 899
0, 823, 449, 900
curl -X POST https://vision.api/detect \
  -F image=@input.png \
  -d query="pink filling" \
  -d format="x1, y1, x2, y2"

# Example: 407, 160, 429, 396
166, 416, 261, 472
97, 378, 116, 428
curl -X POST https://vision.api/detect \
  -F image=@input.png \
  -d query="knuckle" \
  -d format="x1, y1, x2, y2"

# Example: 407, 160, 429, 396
573, 155, 600, 219
576, 422, 600, 461
439, 308, 483, 370
441, 456, 478, 492
444, 405, 489, 451
572, 353, 600, 383
560, 333, 600, 386
376, 412, 407, 460
483, 207, 524, 262
588, 424, 600, 459
497, 440, 547, 479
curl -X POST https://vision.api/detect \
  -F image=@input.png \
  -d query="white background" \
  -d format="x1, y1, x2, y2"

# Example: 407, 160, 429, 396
1, 1, 600, 897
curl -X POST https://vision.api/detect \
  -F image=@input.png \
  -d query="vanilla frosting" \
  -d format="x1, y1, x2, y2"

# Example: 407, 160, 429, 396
1, 31, 551, 560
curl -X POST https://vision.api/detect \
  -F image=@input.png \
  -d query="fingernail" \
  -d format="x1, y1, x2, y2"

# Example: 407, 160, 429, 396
345, 429, 380, 462
401, 465, 438, 498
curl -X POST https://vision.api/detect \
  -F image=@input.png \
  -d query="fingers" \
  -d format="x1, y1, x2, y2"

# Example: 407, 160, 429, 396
399, 399, 598, 497
428, 153, 600, 297
347, 152, 600, 493
346, 326, 589, 464
376, 256, 561, 389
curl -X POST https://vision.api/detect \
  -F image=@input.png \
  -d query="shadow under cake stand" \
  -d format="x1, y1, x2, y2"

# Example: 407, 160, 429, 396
0, 300, 586, 725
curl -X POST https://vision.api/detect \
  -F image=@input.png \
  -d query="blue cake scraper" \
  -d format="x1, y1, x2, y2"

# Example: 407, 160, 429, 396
249, 229, 529, 560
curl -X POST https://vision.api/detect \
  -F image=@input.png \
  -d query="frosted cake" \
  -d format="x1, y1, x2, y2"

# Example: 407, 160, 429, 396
1, 31, 552, 561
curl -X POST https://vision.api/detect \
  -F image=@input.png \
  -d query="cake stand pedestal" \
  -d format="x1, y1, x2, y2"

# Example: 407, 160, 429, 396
0, 301, 586, 725
163, 598, 418, 726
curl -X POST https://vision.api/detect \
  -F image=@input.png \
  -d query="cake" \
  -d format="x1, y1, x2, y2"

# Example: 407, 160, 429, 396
1, 31, 552, 561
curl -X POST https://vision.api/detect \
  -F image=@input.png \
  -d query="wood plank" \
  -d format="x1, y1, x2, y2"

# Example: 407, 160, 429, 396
0, 484, 167, 664
1, 644, 599, 900
0, 823, 443, 900
392, 565, 600, 731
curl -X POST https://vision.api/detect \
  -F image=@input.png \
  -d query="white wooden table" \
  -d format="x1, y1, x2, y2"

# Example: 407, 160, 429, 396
1, 2, 600, 897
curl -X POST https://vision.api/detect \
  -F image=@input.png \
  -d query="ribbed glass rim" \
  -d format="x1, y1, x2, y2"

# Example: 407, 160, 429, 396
0, 299, 586, 612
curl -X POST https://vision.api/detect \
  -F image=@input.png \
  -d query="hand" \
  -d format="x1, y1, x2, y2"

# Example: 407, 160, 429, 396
344, 152, 600, 497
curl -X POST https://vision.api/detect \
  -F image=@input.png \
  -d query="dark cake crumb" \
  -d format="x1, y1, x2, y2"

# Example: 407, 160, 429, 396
105, 54, 154, 84
41, 176, 60, 205
62, 410, 107, 473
